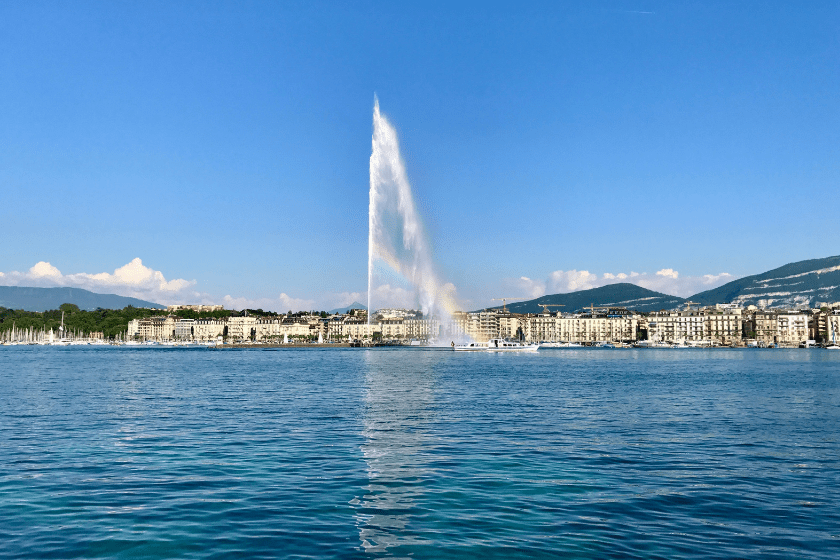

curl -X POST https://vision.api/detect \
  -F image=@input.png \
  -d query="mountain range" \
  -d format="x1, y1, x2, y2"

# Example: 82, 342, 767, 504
494, 284, 685, 314
485, 255, 840, 313
689, 255, 840, 309
2, 255, 839, 315
0, 286, 165, 312
328, 301, 367, 315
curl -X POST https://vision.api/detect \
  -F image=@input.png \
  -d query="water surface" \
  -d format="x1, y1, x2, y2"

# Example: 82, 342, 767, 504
1, 347, 838, 558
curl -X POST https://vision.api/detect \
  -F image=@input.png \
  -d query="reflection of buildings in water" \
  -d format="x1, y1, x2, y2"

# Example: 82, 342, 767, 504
355, 351, 439, 554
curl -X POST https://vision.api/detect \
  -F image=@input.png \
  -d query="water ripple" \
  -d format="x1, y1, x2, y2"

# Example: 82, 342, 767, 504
1, 347, 838, 558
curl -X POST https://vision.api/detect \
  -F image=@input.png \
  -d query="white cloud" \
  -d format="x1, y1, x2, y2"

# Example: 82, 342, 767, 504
0, 258, 199, 304
29, 261, 62, 278
328, 291, 367, 309
0, 258, 368, 313
547, 270, 601, 292
656, 268, 679, 279
221, 293, 317, 313
368, 283, 417, 309
514, 276, 547, 298
0, 258, 314, 312
502, 267, 735, 300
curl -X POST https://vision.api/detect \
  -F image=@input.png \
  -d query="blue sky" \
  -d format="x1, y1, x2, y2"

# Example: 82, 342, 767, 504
1, 1, 838, 311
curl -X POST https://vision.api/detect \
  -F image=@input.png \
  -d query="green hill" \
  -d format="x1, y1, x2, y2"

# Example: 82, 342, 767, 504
484, 283, 685, 314
689, 255, 840, 308
329, 302, 367, 314
0, 286, 165, 312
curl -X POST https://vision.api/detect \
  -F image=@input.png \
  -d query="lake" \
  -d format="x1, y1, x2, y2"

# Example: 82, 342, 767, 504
1, 347, 838, 559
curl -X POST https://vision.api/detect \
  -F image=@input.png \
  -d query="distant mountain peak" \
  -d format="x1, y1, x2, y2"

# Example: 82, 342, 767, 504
689, 255, 840, 308
482, 283, 685, 314
328, 301, 367, 315
0, 286, 165, 312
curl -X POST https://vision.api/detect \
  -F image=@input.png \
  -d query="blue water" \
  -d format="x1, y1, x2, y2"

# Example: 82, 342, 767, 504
1, 347, 839, 559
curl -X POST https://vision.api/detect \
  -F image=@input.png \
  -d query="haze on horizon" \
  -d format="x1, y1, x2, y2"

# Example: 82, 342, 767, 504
1, 2, 838, 311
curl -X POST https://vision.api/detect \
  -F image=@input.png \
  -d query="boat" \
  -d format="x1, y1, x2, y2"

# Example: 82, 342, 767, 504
634, 340, 670, 348
486, 338, 540, 352
453, 338, 540, 352
453, 341, 487, 351
541, 341, 582, 348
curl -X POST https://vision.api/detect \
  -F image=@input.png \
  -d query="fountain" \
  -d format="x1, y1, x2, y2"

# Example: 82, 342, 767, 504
367, 97, 460, 340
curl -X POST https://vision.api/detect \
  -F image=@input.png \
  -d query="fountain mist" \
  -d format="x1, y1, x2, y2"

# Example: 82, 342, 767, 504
367, 97, 458, 336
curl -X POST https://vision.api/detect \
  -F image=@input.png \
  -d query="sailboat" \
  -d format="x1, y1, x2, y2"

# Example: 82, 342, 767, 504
52, 312, 70, 346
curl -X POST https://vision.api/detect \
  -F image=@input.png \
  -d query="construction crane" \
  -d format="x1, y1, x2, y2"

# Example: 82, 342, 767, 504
491, 298, 522, 313
538, 304, 565, 314
683, 300, 700, 311
587, 303, 610, 317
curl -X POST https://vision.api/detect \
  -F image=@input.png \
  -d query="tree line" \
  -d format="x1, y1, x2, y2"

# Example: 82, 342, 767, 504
0, 305, 233, 339
0, 305, 338, 339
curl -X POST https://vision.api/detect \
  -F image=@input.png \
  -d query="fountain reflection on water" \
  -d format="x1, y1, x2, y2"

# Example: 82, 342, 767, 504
355, 350, 440, 553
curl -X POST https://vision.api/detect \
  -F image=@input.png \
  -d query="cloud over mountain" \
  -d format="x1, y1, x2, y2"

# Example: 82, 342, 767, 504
507, 268, 734, 300
0, 259, 325, 312
0, 258, 197, 304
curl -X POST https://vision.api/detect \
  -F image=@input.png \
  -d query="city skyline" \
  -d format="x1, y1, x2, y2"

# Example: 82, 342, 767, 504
2, 2, 838, 312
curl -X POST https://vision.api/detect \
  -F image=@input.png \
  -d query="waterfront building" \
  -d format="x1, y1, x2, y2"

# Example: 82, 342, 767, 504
379, 318, 406, 339
497, 313, 522, 340
343, 320, 380, 340
136, 315, 178, 341
450, 312, 479, 341
227, 316, 257, 342
829, 310, 840, 344
776, 313, 809, 345
174, 319, 195, 340
561, 313, 638, 343
751, 311, 779, 345
116, 304, 828, 347
811, 308, 840, 344
404, 317, 441, 340
526, 312, 561, 342
703, 307, 744, 346
255, 317, 313, 341
524, 309, 639, 343
193, 318, 225, 341
126, 319, 140, 339
644, 307, 742, 345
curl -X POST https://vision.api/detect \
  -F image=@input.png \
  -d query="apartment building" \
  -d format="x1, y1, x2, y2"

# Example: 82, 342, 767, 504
123, 303, 837, 346
776, 313, 809, 345
193, 318, 225, 341
256, 317, 314, 341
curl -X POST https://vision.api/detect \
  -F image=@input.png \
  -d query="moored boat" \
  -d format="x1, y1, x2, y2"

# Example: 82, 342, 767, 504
486, 338, 540, 352
453, 338, 540, 352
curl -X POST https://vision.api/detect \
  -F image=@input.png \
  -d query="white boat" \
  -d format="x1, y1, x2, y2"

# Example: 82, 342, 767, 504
454, 338, 540, 352
453, 341, 487, 351
541, 341, 581, 348
634, 340, 670, 348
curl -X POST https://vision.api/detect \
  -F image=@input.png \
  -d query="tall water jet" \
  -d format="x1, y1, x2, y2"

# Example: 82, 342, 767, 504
367, 97, 458, 336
